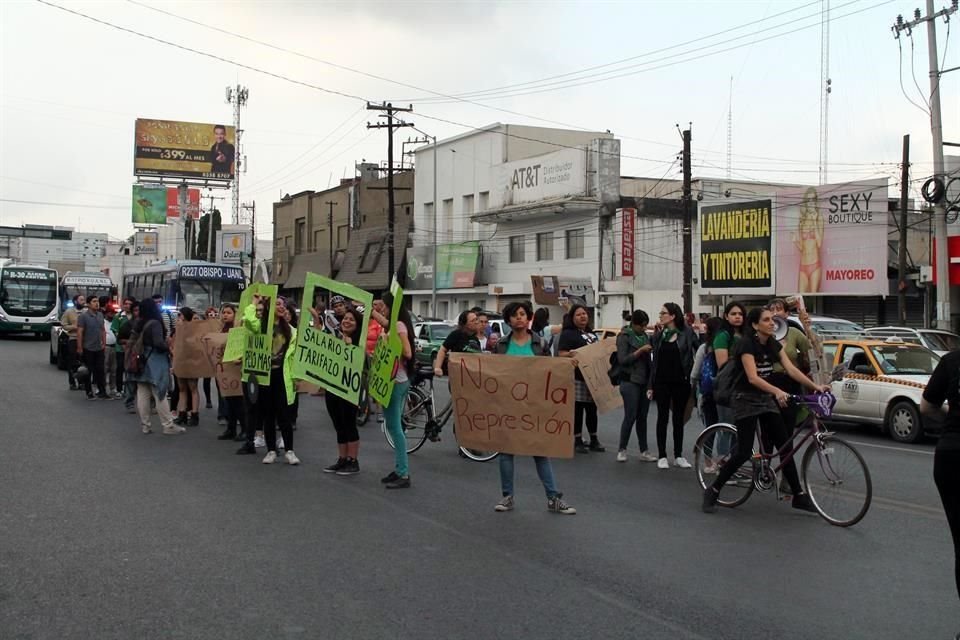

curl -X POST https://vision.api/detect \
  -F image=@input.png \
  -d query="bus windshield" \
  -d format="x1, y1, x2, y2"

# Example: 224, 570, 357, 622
63, 286, 112, 308
179, 279, 242, 311
0, 269, 58, 317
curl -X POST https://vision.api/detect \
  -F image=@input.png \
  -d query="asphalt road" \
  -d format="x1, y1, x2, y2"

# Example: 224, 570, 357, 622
1, 335, 955, 639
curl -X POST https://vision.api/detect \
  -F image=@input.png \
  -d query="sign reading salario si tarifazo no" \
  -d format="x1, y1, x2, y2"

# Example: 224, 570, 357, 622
699, 199, 773, 294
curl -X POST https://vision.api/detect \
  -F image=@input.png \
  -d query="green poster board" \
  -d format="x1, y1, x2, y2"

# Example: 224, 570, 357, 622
238, 283, 277, 384
367, 280, 403, 406
223, 327, 246, 362
292, 273, 372, 405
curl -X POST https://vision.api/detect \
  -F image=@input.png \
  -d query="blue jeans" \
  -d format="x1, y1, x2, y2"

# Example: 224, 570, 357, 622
498, 454, 559, 499
618, 381, 650, 451
384, 380, 410, 477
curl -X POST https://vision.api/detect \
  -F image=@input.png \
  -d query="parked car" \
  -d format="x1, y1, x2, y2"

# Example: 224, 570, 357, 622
863, 326, 960, 356
412, 321, 457, 368
822, 337, 943, 443
787, 314, 864, 340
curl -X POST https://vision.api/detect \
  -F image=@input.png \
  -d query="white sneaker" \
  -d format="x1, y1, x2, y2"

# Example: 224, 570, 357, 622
254, 435, 265, 448
674, 456, 692, 469
262, 451, 277, 464
616, 450, 628, 463
657, 457, 669, 469
277, 435, 285, 451
141, 425, 152, 434
162, 425, 186, 435
285, 450, 300, 465
638, 450, 658, 462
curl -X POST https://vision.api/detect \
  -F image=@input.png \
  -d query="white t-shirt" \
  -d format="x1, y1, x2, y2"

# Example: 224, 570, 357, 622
104, 318, 117, 346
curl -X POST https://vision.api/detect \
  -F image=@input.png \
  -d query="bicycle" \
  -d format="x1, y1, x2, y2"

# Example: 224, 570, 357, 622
382, 367, 499, 462
693, 392, 872, 527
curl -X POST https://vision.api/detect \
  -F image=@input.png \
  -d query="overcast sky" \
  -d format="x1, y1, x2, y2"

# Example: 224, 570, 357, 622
1, 0, 956, 245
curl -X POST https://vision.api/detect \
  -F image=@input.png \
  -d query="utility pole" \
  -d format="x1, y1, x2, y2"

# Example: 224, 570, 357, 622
410, 131, 438, 312
326, 201, 336, 275
205, 193, 225, 263
226, 85, 249, 226
367, 102, 413, 285
681, 126, 693, 313
898, 134, 911, 323
892, 0, 958, 329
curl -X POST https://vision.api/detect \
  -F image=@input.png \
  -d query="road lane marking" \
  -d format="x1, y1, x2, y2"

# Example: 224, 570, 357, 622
846, 439, 934, 456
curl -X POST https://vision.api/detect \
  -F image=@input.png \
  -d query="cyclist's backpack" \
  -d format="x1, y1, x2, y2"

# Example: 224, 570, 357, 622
699, 351, 718, 396
712, 360, 743, 407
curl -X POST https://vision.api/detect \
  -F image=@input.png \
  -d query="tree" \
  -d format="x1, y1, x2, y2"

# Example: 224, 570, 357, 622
195, 209, 223, 261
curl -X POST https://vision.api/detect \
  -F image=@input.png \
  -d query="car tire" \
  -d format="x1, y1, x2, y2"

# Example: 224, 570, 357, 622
886, 400, 923, 443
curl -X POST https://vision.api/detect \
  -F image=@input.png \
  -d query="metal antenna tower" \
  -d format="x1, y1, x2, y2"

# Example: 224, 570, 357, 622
819, 0, 832, 185
726, 76, 733, 180
226, 85, 249, 225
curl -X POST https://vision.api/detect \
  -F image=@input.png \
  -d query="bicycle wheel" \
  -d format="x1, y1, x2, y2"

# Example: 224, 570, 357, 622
382, 386, 429, 454
459, 446, 499, 462
693, 424, 755, 508
801, 434, 872, 527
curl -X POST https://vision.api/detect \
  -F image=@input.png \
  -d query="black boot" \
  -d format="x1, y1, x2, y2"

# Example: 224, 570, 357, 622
575, 439, 590, 454
217, 428, 236, 440
236, 442, 256, 455
589, 437, 606, 452
188, 413, 199, 427
173, 412, 187, 425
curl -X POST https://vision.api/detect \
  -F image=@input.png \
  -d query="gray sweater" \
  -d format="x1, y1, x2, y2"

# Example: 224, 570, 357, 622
616, 327, 651, 386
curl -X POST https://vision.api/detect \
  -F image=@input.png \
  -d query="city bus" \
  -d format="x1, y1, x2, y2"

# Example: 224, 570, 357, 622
0, 263, 60, 338
122, 261, 246, 313
50, 271, 116, 367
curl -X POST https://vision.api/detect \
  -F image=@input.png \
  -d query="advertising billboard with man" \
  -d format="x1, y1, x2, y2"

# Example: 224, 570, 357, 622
134, 119, 236, 181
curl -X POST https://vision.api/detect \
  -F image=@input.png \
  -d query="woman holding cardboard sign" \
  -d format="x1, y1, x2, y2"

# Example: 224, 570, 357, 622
557, 304, 605, 454
494, 301, 576, 515
316, 307, 364, 476
172, 307, 202, 427
259, 297, 299, 466
378, 292, 415, 490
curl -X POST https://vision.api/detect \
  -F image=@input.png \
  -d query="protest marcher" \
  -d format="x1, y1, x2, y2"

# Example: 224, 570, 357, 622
77, 296, 109, 400
691, 317, 724, 430
172, 307, 201, 427
647, 302, 698, 469
281, 300, 300, 430
111, 297, 134, 399
318, 307, 364, 475
116, 300, 139, 413
214, 304, 247, 443
259, 297, 299, 465
131, 299, 184, 435
240, 296, 272, 450
475, 311, 490, 351
61, 295, 84, 390
103, 302, 119, 396
558, 304, 604, 454
202, 307, 218, 409
494, 300, 576, 515
615, 309, 656, 463
433, 309, 481, 376
379, 292, 415, 489
767, 298, 812, 434
532, 307, 561, 357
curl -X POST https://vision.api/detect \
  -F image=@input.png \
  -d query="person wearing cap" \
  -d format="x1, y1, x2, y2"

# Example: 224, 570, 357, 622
321, 295, 348, 338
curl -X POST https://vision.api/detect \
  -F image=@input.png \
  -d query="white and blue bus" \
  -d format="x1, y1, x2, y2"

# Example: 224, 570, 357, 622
122, 261, 246, 313
0, 263, 60, 338
49, 271, 117, 367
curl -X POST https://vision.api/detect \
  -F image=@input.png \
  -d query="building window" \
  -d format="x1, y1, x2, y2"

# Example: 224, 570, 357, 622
478, 191, 489, 213
424, 202, 434, 238
295, 218, 306, 254
357, 239, 383, 273
509, 236, 525, 263
337, 225, 349, 249
313, 229, 323, 251
536, 232, 554, 261
419, 301, 430, 318
441, 199, 453, 240
566, 228, 584, 259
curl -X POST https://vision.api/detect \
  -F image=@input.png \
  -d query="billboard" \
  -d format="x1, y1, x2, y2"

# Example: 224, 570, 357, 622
776, 179, 888, 296
134, 231, 158, 255
531, 275, 595, 307
621, 207, 635, 277
698, 199, 774, 294
132, 184, 200, 224
496, 147, 587, 208
134, 119, 236, 181
219, 230, 250, 264
405, 241, 480, 289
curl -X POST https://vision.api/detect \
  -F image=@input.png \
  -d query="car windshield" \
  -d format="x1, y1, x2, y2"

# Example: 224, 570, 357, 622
430, 324, 455, 340
922, 332, 960, 352
869, 345, 940, 375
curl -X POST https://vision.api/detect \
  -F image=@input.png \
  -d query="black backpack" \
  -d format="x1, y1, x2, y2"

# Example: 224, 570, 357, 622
607, 350, 621, 386
713, 361, 743, 407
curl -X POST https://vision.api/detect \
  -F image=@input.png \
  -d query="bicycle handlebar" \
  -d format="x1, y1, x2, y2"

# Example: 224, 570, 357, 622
790, 391, 837, 418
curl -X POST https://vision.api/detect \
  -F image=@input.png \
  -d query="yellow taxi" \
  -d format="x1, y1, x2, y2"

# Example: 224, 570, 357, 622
822, 337, 942, 443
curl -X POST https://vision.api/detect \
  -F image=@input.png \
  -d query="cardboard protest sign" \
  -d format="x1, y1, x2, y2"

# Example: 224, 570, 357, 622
201, 333, 242, 397
367, 279, 403, 406
573, 339, 623, 414
449, 353, 575, 458
172, 318, 221, 378
292, 273, 372, 405
238, 283, 278, 384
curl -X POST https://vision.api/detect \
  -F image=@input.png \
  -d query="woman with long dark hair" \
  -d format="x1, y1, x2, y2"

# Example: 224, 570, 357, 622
215, 304, 247, 443
692, 316, 724, 429
713, 301, 745, 426
558, 304, 604, 453
259, 297, 299, 465
493, 300, 575, 514
172, 307, 201, 427
130, 299, 184, 435
702, 307, 827, 513
281, 299, 301, 430
615, 309, 656, 462
647, 302, 698, 469
321, 307, 365, 475
379, 292, 415, 489
532, 307, 561, 356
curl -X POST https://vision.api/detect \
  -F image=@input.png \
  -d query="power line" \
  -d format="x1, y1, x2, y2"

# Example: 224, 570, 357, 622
0, 198, 127, 209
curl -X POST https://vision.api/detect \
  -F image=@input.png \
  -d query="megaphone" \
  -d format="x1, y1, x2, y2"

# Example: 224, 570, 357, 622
773, 316, 789, 341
